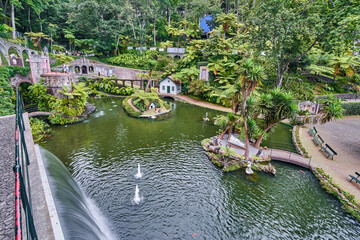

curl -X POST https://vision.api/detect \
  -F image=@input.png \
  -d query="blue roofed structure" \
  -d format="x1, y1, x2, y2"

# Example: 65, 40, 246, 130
200, 16, 213, 33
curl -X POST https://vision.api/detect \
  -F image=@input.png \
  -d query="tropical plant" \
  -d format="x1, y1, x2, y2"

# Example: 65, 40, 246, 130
216, 13, 237, 40
220, 145, 237, 162
254, 88, 298, 148
29, 118, 51, 143
328, 54, 360, 78
25, 32, 50, 51
317, 95, 344, 124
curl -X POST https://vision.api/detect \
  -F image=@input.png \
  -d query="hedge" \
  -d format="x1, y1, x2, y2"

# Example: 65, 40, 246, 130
122, 97, 142, 118
342, 102, 360, 116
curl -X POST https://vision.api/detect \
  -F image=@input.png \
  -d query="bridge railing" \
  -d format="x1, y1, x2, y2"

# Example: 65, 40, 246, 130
14, 87, 38, 240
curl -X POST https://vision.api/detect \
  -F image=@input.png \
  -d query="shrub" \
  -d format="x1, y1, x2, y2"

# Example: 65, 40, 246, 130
29, 118, 51, 143
0, 66, 31, 116
341, 102, 360, 116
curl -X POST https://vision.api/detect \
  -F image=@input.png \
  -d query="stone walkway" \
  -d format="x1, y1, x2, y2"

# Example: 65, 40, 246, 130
219, 134, 262, 157
0, 115, 15, 239
300, 116, 360, 201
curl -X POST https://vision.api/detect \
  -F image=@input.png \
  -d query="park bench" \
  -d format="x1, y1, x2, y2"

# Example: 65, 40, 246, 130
349, 172, 360, 184
312, 134, 324, 147
320, 143, 337, 160
308, 127, 317, 137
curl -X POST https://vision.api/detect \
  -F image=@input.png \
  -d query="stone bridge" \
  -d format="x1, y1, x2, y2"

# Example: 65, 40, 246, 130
264, 148, 312, 169
0, 38, 37, 66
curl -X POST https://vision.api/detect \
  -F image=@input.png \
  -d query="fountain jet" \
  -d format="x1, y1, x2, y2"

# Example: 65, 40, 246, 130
133, 185, 141, 204
135, 163, 142, 179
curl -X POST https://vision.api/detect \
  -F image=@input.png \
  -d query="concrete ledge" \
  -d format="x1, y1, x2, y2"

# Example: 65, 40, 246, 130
35, 145, 64, 240
22, 113, 64, 239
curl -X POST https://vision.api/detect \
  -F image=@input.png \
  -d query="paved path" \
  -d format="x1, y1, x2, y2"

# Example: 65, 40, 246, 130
301, 116, 360, 201
160, 94, 232, 113
0, 115, 15, 239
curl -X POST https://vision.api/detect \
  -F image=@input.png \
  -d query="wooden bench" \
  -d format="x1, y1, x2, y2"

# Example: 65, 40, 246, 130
312, 134, 324, 147
320, 143, 337, 160
349, 172, 360, 184
308, 126, 317, 137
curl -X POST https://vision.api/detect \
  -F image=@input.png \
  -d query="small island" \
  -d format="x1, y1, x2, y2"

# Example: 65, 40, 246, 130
202, 135, 276, 175
122, 90, 172, 119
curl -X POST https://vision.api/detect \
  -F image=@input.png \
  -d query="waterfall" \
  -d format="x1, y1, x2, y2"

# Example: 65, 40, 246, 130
39, 147, 116, 240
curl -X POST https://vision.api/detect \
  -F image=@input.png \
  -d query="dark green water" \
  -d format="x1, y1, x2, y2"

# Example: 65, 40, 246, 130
42, 98, 360, 239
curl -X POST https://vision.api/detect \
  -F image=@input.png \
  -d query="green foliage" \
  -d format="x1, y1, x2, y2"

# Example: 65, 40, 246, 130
0, 66, 31, 116
88, 78, 135, 96
341, 102, 360, 116
318, 95, 344, 123
131, 90, 165, 112
0, 67, 15, 116
51, 54, 74, 65
29, 118, 52, 143
25, 81, 90, 124
107, 51, 160, 70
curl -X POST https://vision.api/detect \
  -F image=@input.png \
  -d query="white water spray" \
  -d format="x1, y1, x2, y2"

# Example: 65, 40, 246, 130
135, 163, 142, 179
133, 185, 141, 204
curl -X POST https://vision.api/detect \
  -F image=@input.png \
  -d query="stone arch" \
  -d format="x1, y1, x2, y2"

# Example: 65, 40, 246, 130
22, 50, 31, 67
81, 65, 88, 74
16, 80, 33, 87
8, 46, 21, 57
89, 66, 94, 72
8, 46, 22, 66
75, 66, 80, 73
0, 42, 8, 65
162, 95, 176, 100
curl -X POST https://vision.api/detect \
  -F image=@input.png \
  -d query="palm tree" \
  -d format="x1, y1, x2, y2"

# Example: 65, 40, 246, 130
238, 58, 265, 159
253, 88, 298, 148
214, 113, 241, 140
216, 13, 236, 40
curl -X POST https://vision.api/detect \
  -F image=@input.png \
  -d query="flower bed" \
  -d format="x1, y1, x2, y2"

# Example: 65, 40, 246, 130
312, 167, 360, 222
292, 125, 310, 158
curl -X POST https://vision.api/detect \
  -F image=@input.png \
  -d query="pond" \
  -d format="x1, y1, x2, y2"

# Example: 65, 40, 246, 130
41, 97, 360, 239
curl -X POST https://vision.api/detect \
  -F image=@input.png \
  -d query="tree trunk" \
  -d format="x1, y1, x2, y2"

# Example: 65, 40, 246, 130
220, 125, 232, 140
242, 89, 249, 159
153, 18, 156, 46
145, 69, 153, 92
50, 31, 53, 53
28, 7, 32, 32
253, 123, 276, 148
38, 14, 43, 32
115, 35, 120, 55
168, 8, 171, 26
11, 4, 15, 40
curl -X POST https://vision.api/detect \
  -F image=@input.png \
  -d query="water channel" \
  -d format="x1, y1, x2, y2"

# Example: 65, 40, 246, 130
41, 97, 360, 239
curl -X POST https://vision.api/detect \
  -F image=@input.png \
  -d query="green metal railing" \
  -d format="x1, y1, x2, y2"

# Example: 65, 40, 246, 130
14, 86, 38, 240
